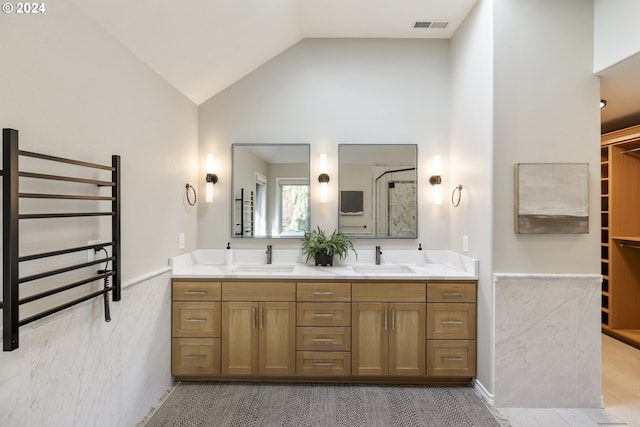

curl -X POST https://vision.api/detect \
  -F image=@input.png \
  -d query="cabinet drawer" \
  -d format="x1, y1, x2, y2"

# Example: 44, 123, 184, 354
172, 338, 221, 376
296, 351, 351, 377
173, 281, 221, 301
296, 327, 351, 351
297, 282, 350, 302
172, 301, 221, 337
297, 303, 351, 326
426, 340, 476, 377
427, 303, 476, 339
222, 282, 295, 301
352, 282, 425, 302
427, 282, 476, 303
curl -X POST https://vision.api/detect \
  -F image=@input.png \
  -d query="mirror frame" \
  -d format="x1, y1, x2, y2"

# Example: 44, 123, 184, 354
231, 143, 311, 239
338, 144, 418, 239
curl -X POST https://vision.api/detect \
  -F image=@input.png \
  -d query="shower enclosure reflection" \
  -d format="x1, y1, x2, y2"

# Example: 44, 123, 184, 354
339, 144, 417, 238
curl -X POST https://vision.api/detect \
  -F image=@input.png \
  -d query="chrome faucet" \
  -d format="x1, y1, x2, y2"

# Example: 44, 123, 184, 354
266, 245, 272, 264
375, 245, 382, 265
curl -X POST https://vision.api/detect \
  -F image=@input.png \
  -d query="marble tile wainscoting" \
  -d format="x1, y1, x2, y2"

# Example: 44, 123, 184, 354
494, 274, 602, 408
0, 269, 173, 427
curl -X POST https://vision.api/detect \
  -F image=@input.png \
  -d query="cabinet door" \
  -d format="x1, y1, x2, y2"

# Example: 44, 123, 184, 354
222, 302, 258, 375
259, 302, 296, 376
388, 303, 425, 376
352, 303, 388, 376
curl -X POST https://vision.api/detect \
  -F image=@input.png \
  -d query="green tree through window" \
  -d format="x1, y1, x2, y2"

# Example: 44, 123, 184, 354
281, 184, 309, 233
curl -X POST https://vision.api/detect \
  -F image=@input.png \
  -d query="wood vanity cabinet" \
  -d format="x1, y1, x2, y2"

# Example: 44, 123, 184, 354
172, 277, 477, 383
351, 282, 426, 377
171, 280, 222, 377
221, 281, 296, 376
426, 282, 477, 377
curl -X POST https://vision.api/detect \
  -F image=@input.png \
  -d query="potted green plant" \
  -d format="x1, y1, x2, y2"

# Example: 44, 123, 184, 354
301, 226, 357, 266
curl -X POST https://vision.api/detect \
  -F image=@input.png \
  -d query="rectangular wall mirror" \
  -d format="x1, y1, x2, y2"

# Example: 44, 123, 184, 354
232, 143, 310, 238
339, 144, 417, 239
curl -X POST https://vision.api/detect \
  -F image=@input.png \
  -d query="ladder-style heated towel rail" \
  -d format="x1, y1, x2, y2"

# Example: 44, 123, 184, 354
1, 128, 121, 351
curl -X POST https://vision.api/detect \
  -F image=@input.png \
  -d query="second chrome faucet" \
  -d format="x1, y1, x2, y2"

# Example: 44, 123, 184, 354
375, 245, 382, 265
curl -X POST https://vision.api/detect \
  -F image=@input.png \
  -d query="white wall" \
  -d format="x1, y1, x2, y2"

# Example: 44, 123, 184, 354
450, 0, 495, 396
199, 38, 451, 251
0, 1, 199, 280
594, 0, 640, 73
493, 0, 600, 274
0, 1, 197, 424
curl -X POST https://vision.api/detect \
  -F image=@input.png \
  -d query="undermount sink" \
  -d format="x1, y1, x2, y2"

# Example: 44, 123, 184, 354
233, 264, 295, 273
352, 264, 415, 274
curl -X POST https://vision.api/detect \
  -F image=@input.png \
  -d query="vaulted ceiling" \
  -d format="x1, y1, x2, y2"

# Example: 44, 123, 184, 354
68, 0, 478, 104
67, 0, 640, 132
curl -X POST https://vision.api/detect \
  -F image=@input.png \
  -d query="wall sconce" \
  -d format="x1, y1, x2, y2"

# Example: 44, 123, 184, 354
318, 153, 330, 204
429, 155, 442, 205
205, 153, 218, 204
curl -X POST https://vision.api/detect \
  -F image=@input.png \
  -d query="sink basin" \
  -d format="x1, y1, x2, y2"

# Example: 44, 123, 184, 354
352, 264, 415, 274
233, 264, 295, 273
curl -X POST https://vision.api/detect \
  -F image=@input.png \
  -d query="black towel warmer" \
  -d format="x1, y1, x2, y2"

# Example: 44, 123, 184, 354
1, 128, 121, 351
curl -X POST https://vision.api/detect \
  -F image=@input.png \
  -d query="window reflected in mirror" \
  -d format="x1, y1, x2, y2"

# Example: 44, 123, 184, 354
339, 144, 417, 239
232, 144, 310, 238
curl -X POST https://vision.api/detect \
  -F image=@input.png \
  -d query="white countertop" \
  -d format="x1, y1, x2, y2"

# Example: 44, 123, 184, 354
171, 249, 478, 281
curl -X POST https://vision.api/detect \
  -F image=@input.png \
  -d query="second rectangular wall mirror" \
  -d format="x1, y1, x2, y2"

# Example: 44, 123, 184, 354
339, 144, 417, 239
232, 143, 310, 238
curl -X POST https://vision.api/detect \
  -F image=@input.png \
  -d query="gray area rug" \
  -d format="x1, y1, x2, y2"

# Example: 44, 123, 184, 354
142, 383, 508, 427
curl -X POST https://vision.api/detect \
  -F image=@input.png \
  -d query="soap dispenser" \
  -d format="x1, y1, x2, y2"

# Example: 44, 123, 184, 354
416, 243, 424, 267
225, 242, 233, 266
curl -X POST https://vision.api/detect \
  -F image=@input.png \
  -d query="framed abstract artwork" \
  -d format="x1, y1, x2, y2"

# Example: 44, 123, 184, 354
514, 163, 589, 234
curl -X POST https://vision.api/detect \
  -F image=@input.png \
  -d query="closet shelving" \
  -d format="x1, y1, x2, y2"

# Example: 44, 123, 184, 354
601, 124, 640, 349
601, 146, 610, 327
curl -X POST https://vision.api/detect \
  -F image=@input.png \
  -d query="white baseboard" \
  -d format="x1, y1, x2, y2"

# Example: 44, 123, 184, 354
473, 378, 494, 406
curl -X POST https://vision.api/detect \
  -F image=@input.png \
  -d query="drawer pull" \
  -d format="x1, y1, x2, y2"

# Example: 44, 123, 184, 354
313, 291, 335, 296
184, 355, 207, 359
312, 362, 335, 367
185, 318, 207, 323
312, 338, 335, 343
313, 313, 335, 318
442, 292, 463, 297
441, 357, 464, 362
184, 291, 207, 295
441, 320, 464, 325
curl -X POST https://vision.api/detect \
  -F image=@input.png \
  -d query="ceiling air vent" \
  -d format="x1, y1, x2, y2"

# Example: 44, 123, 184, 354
414, 21, 448, 29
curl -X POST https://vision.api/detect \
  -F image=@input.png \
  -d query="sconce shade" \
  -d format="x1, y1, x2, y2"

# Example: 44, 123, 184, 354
205, 182, 213, 203
205, 153, 217, 203
319, 153, 330, 203
433, 184, 442, 205
320, 182, 328, 203
318, 174, 330, 203
430, 155, 443, 205
320, 153, 328, 173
